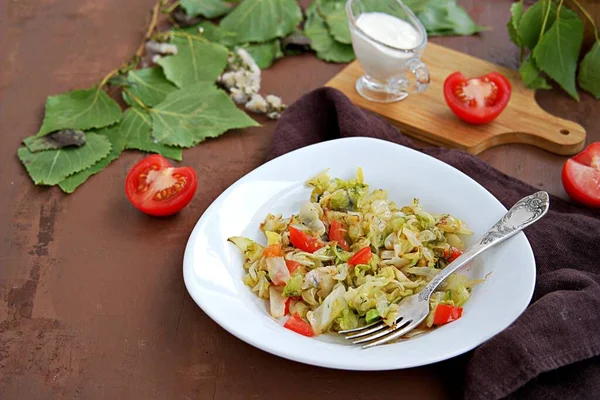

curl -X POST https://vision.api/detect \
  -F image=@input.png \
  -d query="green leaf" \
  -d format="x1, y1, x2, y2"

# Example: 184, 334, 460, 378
443, 3, 486, 35
219, 0, 303, 44
121, 107, 183, 161
402, 0, 427, 14
306, 3, 317, 18
150, 83, 259, 148
24, 129, 86, 152
416, 1, 486, 36
518, 0, 557, 50
177, 22, 238, 46
533, 8, 583, 100
425, 30, 469, 37
243, 40, 284, 69
578, 41, 600, 99
58, 126, 125, 193
519, 55, 551, 90
418, 7, 455, 32
18, 132, 112, 186
317, 0, 351, 44
123, 68, 178, 107
180, 0, 231, 19
305, 5, 355, 63
507, 0, 524, 48
319, 0, 485, 41
36, 88, 121, 137
157, 33, 229, 88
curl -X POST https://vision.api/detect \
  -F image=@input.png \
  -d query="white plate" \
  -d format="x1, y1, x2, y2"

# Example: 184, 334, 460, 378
183, 137, 535, 371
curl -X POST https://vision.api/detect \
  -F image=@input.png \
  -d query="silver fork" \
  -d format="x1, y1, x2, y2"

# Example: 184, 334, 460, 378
339, 191, 550, 348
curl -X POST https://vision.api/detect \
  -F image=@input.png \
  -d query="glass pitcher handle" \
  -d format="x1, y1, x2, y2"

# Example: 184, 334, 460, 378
406, 58, 430, 93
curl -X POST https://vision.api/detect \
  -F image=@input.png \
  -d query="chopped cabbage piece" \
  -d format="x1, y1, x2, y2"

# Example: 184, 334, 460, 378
307, 284, 347, 334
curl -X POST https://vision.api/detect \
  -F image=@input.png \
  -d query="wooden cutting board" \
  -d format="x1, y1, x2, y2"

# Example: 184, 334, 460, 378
325, 43, 586, 156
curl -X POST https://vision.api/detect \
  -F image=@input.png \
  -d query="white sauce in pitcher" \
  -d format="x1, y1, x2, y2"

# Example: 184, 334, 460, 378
356, 12, 422, 49
351, 12, 424, 80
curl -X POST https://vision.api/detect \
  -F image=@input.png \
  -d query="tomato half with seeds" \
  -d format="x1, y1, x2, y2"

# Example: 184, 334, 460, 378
125, 154, 197, 217
443, 71, 512, 125
562, 142, 600, 208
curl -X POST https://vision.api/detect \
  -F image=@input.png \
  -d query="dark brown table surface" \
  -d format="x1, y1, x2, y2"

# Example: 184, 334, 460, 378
1, 0, 598, 398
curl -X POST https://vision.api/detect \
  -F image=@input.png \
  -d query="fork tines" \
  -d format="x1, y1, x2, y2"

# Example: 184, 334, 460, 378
339, 318, 417, 348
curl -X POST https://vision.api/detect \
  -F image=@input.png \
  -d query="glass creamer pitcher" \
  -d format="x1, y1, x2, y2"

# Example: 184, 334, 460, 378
346, 0, 430, 103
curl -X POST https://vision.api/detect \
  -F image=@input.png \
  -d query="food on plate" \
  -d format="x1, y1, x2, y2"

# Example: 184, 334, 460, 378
125, 154, 197, 216
433, 304, 463, 325
562, 142, 600, 208
228, 169, 479, 338
443, 71, 511, 124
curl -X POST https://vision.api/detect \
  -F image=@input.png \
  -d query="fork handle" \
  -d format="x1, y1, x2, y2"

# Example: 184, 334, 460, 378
417, 191, 550, 302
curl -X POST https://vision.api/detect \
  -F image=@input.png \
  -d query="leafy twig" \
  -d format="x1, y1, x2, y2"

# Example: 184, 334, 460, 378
98, 67, 123, 89
136, 1, 162, 58
570, 0, 600, 42
98, 58, 139, 88
557, 0, 565, 16
165, 13, 181, 28
98, 0, 162, 88
161, 0, 181, 14
153, 30, 210, 43
125, 90, 151, 110
538, 0, 554, 42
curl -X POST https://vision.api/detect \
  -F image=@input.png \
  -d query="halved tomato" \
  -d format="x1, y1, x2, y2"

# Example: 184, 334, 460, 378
443, 71, 511, 124
562, 142, 600, 208
125, 154, 197, 216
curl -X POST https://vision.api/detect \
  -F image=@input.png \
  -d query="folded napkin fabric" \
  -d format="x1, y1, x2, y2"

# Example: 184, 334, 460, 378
267, 87, 600, 400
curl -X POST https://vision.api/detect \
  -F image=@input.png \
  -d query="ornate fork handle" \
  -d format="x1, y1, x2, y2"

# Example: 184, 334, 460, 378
418, 191, 550, 302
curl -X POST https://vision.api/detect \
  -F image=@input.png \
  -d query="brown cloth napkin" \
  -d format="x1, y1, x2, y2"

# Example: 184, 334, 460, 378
267, 88, 600, 400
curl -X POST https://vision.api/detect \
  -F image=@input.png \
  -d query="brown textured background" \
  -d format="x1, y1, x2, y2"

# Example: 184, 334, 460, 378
0, 0, 598, 398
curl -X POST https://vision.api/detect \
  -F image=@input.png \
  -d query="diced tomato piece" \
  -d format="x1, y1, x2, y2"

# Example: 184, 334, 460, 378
348, 247, 372, 266
285, 259, 301, 274
433, 304, 463, 325
263, 244, 282, 258
289, 226, 324, 253
283, 313, 315, 337
329, 220, 350, 251
444, 247, 463, 263
284, 298, 290, 315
